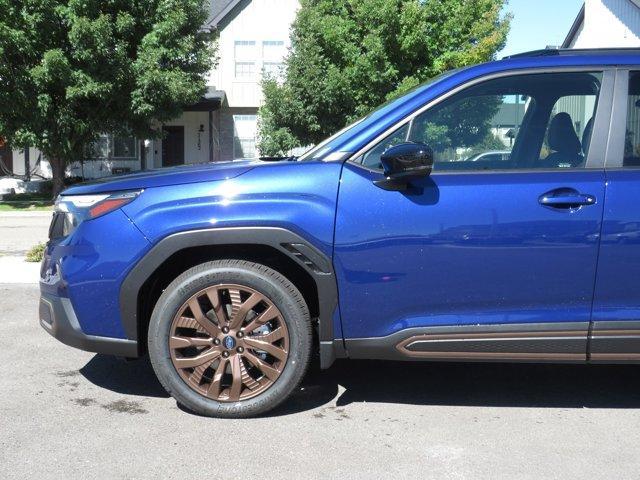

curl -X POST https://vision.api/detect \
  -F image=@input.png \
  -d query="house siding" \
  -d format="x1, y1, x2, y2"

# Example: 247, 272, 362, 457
569, 0, 640, 47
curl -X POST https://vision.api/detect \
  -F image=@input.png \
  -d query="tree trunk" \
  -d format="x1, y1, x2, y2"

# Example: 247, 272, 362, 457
49, 157, 66, 199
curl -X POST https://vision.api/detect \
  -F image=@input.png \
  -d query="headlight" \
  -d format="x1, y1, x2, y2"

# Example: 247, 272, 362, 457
52, 190, 143, 238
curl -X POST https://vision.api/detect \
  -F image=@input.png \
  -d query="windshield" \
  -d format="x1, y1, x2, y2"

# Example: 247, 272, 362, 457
298, 69, 460, 161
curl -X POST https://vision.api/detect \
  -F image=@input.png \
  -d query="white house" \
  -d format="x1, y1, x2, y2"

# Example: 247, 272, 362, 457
563, 0, 640, 48
1, 0, 299, 181
148, 0, 299, 170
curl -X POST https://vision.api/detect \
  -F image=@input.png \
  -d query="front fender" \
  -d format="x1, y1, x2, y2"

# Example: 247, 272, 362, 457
119, 227, 341, 368
119, 161, 344, 367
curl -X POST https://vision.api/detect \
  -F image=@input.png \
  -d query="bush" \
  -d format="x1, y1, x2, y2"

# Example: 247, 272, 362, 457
2, 192, 50, 202
26, 243, 46, 263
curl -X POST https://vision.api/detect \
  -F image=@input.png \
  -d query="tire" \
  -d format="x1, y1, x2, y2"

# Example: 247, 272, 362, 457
148, 259, 312, 418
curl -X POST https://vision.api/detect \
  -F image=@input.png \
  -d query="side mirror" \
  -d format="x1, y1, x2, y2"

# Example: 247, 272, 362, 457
374, 142, 434, 191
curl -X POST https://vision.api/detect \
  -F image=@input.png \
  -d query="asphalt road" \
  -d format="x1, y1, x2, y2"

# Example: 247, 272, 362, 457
0, 211, 51, 255
2, 283, 640, 480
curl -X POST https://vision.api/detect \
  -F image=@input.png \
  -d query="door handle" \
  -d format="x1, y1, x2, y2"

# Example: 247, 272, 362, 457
538, 188, 596, 209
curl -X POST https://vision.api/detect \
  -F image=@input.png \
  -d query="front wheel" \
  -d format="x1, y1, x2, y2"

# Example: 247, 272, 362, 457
148, 259, 312, 418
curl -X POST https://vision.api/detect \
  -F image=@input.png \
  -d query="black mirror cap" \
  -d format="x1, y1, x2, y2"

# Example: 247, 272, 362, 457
380, 142, 434, 179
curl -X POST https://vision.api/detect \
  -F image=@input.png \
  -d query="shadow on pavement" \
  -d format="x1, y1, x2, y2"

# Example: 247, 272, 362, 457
80, 355, 168, 398
80, 355, 640, 416
322, 360, 640, 409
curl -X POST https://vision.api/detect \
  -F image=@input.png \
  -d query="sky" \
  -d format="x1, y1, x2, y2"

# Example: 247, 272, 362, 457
499, 0, 585, 58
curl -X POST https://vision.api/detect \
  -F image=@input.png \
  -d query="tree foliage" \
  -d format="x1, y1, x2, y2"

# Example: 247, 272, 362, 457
259, 0, 510, 156
0, 0, 214, 196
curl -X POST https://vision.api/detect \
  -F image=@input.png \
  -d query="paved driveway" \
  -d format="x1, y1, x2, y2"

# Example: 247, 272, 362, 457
2, 283, 640, 479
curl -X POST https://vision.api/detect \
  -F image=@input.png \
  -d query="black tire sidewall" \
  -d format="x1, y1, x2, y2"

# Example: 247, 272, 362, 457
148, 260, 311, 418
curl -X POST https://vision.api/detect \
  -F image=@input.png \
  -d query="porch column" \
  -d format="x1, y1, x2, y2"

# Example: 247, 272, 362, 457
208, 109, 214, 163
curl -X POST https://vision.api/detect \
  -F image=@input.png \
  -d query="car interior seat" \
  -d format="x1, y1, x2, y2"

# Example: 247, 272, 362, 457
542, 112, 583, 168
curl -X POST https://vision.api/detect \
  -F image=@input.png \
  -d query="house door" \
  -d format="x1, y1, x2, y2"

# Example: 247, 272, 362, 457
0, 138, 12, 173
162, 126, 185, 167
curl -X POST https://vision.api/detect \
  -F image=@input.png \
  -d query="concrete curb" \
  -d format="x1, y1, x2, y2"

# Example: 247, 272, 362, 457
0, 256, 40, 284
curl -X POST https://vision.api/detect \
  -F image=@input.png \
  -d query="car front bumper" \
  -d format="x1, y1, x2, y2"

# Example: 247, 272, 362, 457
39, 292, 139, 357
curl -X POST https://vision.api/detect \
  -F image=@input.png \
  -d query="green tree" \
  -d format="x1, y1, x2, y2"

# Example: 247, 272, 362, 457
0, 0, 215, 197
259, 0, 510, 156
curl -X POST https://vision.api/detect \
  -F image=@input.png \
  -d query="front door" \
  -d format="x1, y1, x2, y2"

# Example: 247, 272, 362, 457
162, 126, 185, 167
335, 70, 612, 360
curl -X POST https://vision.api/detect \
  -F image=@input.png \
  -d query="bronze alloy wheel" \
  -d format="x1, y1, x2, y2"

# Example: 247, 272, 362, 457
168, 284, 290, 402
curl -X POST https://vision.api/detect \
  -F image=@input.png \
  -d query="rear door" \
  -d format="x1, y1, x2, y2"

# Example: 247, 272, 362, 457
335, 69, 614, 361
591, 69, 640, 360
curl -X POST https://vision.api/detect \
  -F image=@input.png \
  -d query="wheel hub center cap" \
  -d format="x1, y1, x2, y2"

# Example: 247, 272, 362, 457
223, 336, 236, 350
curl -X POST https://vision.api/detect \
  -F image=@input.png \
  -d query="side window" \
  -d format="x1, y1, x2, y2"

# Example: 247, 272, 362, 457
359, 72, 602, 172
625, 72, 640, 167
408, 92, 527, 170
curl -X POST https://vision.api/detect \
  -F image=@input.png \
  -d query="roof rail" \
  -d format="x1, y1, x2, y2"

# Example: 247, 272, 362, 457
503, 47, 640, 60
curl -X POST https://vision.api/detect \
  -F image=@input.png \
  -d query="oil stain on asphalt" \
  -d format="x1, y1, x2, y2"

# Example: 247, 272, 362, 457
72, 398, 97, 407
101, 399, 149, 415
71, 397, 148, 414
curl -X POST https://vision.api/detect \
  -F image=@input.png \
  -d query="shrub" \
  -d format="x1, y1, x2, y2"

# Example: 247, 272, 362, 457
26, 243, 46, 263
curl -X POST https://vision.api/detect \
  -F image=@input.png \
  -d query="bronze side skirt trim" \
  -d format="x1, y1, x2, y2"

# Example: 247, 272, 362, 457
395, 351, 585, 361
345, 324, 640, 363
591, 353, 640, 360
402, 331, 586, 342
591, 330, 640, 337
396, 330, 587, 361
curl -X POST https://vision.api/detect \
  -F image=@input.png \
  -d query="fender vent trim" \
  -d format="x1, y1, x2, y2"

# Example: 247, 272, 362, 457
281, 243, 332, 274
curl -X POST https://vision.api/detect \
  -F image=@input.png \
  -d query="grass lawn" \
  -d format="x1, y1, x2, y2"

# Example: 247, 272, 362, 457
0, 201, 53, 212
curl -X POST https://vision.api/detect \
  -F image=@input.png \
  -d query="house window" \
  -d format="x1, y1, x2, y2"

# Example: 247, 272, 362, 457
87, 135, 110, 159
112, 135, 137, 159
234, 40, 256, 79
262, 40, 285, 60
87, 134, 137, 160
233, 115, 258, 159
262, 41, 286, 80
235, 61, 256, 79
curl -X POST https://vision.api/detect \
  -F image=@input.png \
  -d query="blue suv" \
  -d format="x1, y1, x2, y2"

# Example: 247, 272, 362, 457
40, 48, 640, 417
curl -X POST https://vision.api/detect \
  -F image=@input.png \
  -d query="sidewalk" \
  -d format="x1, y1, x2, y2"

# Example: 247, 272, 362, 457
0, 210, 51, 256
0, 256, 40, 284
0, 210, 49, 283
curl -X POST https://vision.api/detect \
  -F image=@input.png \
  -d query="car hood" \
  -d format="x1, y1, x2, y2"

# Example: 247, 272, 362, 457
61, 160, 260, 195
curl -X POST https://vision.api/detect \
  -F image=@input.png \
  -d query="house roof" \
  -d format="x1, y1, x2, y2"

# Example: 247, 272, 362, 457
207, 0, 245, 28
184, 88, 226, 112
562, 4, 585, 48
563, 0, 640, 48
